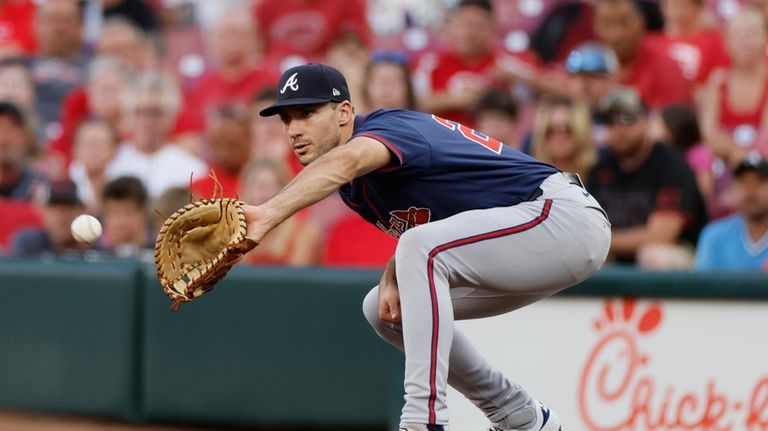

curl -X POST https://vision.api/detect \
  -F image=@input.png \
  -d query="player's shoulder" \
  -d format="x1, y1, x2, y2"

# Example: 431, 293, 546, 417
356, 109, 427, 128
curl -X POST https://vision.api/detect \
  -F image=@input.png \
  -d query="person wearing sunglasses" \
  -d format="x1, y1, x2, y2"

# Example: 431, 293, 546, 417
587, 88, 706, 267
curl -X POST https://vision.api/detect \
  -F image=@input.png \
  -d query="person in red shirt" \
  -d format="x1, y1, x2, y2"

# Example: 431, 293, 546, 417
0, 0, 37, 56
175, 10, 278, 144
593, 0, 692, 109
653, 0, 728, 93
189, 105, 251, 200
414, 0, 541, 128
700, 7, 768, 166
253, 0, 371, 64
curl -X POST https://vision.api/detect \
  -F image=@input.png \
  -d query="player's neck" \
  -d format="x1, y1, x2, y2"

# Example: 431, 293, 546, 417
339, 118, 355, 145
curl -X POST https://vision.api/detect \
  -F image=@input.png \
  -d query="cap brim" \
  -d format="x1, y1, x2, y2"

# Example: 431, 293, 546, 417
259, 97, 337, 117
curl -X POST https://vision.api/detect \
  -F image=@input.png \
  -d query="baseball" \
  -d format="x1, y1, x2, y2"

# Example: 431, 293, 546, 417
71, 214, 102, 244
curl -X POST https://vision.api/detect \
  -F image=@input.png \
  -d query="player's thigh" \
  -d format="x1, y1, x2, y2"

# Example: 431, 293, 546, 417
397, 199, 609, 296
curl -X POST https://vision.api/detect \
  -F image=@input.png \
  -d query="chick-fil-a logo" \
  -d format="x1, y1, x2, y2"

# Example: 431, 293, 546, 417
578, 298, 768, 431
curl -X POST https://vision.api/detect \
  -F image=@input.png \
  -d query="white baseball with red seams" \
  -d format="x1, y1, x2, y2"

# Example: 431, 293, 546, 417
71, 214, 102, 244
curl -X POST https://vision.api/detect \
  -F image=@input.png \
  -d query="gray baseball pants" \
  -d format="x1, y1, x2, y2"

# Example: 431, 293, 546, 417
362, 172, 611, 428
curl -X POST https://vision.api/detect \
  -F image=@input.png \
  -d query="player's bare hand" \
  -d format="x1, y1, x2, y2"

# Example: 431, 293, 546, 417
379, 256, 401, 324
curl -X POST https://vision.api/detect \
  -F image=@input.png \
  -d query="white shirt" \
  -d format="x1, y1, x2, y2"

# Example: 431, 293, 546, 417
106, 143, 207, 198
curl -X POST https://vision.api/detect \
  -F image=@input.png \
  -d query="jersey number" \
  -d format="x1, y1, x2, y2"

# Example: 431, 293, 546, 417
432, 115, 503, 154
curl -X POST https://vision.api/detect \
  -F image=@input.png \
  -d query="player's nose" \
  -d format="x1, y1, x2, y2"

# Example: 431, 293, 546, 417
285, 119, 303, 140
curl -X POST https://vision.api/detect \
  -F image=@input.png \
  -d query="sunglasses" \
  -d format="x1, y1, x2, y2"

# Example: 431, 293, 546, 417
604, 113, 639, 126
545, 123, 572, 137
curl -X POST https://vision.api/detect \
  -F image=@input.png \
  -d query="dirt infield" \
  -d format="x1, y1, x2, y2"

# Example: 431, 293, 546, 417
0, 410, 216, 431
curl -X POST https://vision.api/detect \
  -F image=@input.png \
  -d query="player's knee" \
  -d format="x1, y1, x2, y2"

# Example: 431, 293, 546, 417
362, 287, 381, 329
395, 226, 432, 261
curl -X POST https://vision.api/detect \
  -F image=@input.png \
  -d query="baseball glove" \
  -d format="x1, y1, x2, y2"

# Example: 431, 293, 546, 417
154, 198, 258, 311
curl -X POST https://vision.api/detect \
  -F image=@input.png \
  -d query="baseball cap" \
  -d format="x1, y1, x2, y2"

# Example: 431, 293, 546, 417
596, 88, 647, 124
259, 63, 351, 117
565, 42, 618, 76
44, 179, 82, 206
734, 152, 768, 178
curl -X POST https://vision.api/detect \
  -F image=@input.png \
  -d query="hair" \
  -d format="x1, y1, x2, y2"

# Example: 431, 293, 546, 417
251, 86, 278, 106
100, 16, 147, 43
596, 0, 645, 17
121, 72, 182, 117
531, 96, 596, 175
363, 56, 417, 110
153, 186, 191, 228
457, 0, 494, 15
102, 176, 148, 209
475, 90, 519, 121
660, 104, 702, 151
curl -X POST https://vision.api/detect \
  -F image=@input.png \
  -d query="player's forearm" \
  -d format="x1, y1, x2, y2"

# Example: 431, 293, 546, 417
260, 149, 361, 231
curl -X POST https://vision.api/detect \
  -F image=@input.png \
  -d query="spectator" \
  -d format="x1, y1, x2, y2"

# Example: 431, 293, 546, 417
695, 154, 768, 271
10, 179, 85, 257
531, 96, 596, 179
593, 0, 691, 108
699, 8, 768, 166
564, 42, 620, 107
650, 104, 718, 216
414, 0, 540, 127
0, 0, 37, 56
0, 57, 36, 115
97, 175, 152, 258
68, 119, 119, 213
655, 0, 728, 94
326, 33, 370, 113
250, 87, 292, 169
253, 0, 371, 64
239, 158, 322, 266
106, 72, 206, 198
32, 0, 89, 138
96, 17, 157, 72
175, 9, 278, 145
0, 100, 43, 252
46, 55, 134, 174
101, 0, 159, 34
474, 90, 520, 151
0, 100, 40, 200
190, 105, 251, 199
363, 50, 416, 111
322, 212, 398, 268
587, 89, 706, 266
152, 186, 189, 235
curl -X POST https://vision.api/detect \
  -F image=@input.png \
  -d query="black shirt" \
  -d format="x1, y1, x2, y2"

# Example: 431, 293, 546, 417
587, 143, 707, 262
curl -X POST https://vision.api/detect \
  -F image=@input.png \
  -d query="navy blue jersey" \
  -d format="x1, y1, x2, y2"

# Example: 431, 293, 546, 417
339, 109, 559, 237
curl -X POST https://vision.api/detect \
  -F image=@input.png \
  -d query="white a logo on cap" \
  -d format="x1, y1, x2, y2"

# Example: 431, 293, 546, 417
280, 72, 299, 94
332, 88, 341, 96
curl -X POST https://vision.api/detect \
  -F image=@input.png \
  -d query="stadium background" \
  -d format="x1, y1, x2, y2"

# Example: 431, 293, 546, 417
0, 0, 766, 429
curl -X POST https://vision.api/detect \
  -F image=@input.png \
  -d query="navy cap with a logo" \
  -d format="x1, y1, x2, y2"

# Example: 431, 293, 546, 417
259, 63, 351, 117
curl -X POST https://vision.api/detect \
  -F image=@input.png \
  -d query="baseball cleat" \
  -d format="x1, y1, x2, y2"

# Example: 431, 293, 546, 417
487, 402, 561, 431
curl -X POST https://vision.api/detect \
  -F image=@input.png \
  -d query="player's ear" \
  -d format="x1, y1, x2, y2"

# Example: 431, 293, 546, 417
337, 101, 354, 127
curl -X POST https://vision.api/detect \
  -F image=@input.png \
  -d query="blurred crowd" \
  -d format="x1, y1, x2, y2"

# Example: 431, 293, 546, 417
0, 0, 767, 272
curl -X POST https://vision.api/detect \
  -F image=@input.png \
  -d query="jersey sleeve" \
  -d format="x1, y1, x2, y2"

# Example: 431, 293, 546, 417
352, 110, 432, 171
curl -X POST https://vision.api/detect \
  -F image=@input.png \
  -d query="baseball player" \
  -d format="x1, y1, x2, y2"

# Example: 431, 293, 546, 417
244, 63, 611, 431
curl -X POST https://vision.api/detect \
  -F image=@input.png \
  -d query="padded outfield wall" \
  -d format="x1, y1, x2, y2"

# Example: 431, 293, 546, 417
0, 260, 765, 430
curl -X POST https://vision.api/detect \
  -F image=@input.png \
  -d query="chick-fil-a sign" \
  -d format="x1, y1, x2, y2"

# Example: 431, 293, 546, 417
578, 299, 768, 431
